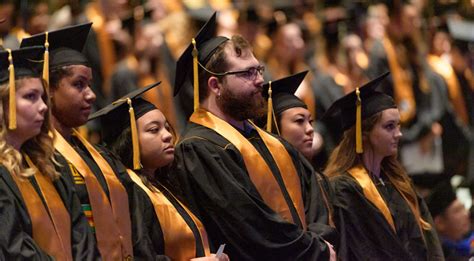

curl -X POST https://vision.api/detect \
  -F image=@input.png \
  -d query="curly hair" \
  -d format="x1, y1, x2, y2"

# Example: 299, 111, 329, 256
0, 77, 59, 180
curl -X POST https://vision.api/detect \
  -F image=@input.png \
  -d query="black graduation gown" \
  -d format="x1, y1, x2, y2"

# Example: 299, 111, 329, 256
331, 173, 444, 260
55, 137, 169, 260
0, 165, 98, 260
171, 122, 332, 260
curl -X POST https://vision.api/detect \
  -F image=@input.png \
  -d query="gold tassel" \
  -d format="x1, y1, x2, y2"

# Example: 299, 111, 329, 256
355, 88, 363, 153
266, 81, 273, 132
192, 38, 199, 112
7, 48, 16, 130
127, 98, 141, 170
43, 31, 49, 91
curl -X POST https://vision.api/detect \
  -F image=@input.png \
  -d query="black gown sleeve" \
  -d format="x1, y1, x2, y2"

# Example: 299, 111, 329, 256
298, 152, 339, 247
331, 175, 413, 260
53, 176, 100, 260
172, 137, 331, 261
97, 146, 170, 261
0, 167, 52, 260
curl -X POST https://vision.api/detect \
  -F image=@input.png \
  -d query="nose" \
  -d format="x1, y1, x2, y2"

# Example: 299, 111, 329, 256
38, 97, 48, 115
305, 121, 314, 135
254, 72, 264, 87
84, 86, 96, 103
162, 128, 173, 143
395, 126, 403, 138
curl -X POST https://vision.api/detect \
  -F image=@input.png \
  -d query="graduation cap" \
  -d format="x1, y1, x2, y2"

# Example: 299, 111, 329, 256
263, 71, 308, 133
121, 6, 153, 38
173, 12, 229, 112
322, 71, 394, 153
20, 22, 92, 87
0, 46, 44, 130
88, 81, 161, 170
425, 180, 457, 218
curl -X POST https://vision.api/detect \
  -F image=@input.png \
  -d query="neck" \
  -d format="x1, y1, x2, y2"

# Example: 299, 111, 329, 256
201, 97, 245, 130
52, 115, 73, 140
141, 167, 156, 179
5, 132, 23, 151
362, 147, 383, 178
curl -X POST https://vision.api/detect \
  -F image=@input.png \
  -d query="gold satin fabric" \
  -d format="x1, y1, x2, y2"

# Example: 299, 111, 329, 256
127, 169, 210, 260
12, 156, 72, 261
347, 165, 396, 232
54, 129, 133, 260
190, 109, 306, 229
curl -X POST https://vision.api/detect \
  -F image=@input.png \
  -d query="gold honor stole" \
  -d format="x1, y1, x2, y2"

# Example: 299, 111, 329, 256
347, 165, 395, 232
428, 55, 469, 125
12, 155, 72, 261
382, 37, 416, 124
127, 170, 211, 260
54, 129, 133, 260
190, 109, 306, 229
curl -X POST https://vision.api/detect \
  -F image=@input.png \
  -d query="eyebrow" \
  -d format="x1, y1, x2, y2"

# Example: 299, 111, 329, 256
144, 120, 163, 128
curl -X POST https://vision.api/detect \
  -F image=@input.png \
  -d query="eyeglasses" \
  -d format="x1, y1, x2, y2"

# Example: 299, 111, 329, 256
215, 66, 265, 81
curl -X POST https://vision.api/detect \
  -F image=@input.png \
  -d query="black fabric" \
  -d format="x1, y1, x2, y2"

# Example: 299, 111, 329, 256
171, 122, 333, 260
88, 81, 161, 145
0, 165, 98, 260
173, 12, 229, 96
331, 173, 444, 260
425, 180, 457, 218
55, 139, 170, 260
155, 182, 206, 257
0, 46, 44, 83
20, 23, 92, 70
322, 71, 396, 131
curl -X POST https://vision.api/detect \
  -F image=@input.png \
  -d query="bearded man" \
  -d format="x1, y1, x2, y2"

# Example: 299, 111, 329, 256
171, 13, 336, 261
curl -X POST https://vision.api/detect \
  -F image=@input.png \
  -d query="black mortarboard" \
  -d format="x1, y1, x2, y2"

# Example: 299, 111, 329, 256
89, 81, 161, 170
121, 6, 153, 38
263, 71, 308, 133
425, 180, 457, 217
173, 12, 229, 112
20, 22, 92, 86
322, 71, 394, 153
0, 46, 44, 130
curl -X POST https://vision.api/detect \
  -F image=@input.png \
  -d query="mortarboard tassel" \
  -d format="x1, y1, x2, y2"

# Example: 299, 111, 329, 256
355, 88, 363, 154
43, 31, 49, 91
192, 38, 199, 112
266, 81, 273, 132
127, 98, 141, 170
7, 49, 16, 130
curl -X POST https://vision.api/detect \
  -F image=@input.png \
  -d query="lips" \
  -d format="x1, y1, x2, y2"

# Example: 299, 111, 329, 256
163, 145, 174, 153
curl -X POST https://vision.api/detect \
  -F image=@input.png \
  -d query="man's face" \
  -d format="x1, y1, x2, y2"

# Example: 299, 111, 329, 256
216, 46, 266, 121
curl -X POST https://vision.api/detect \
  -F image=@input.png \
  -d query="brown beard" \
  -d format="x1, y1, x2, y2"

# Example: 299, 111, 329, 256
217, 84, 267, 121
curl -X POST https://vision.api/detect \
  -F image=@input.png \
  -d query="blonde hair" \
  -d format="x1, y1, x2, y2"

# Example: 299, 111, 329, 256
325, 112, 431, 231
0, 77, 60, 180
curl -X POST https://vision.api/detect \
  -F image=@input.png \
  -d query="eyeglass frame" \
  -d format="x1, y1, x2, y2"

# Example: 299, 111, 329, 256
199, 63, 265, 81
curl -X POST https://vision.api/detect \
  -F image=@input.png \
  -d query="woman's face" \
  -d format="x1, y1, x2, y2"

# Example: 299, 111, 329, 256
137, 109, 174, 170
367, 108, 402, 158
51, 65, 95, 128
279, 107, 314, 159
6, 77, 47, 145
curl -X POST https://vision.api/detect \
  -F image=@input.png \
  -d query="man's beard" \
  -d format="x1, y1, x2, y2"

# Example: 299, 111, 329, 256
217, 85, 267, 121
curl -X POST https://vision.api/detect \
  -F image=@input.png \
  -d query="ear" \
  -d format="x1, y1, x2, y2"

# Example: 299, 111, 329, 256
433, 215, 446, 232
207, 76, 221, 97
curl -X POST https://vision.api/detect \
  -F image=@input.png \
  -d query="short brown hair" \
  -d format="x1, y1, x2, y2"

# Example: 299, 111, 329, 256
198, 35, 252, 102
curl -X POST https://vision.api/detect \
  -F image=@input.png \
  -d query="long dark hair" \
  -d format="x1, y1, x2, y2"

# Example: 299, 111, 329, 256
325, 111, 431, 230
